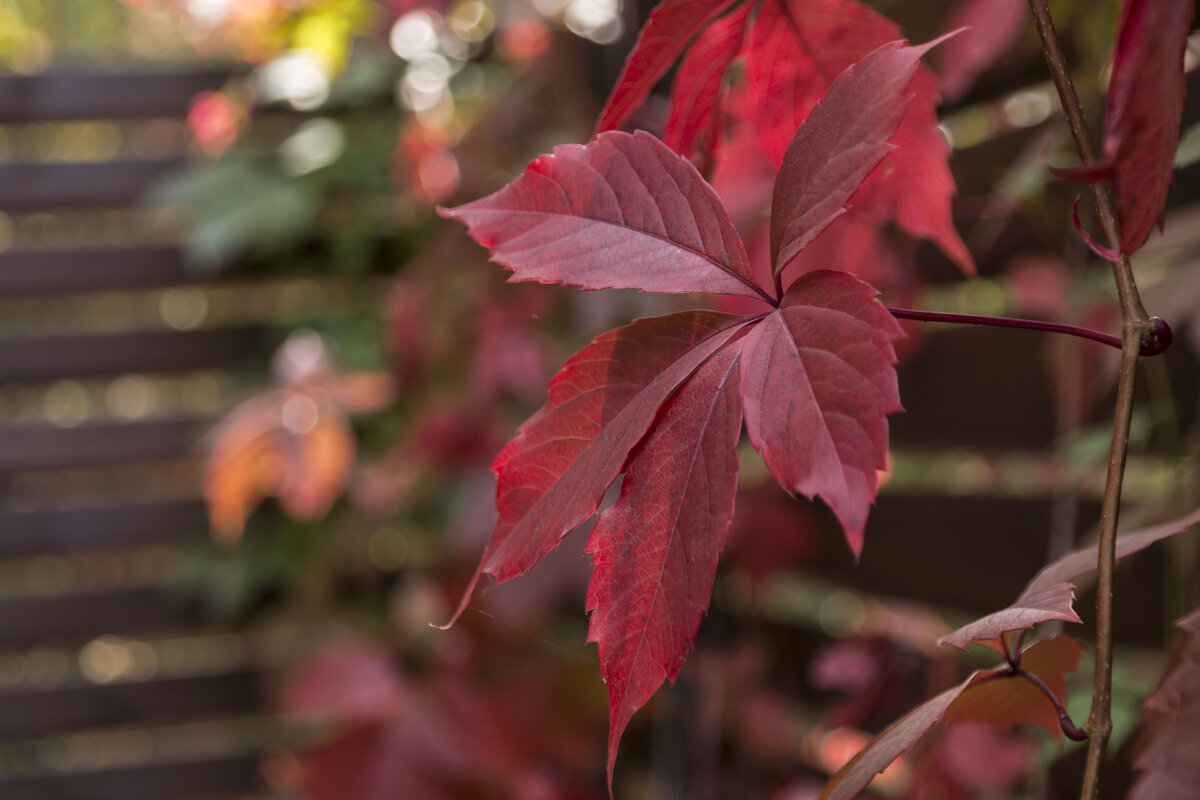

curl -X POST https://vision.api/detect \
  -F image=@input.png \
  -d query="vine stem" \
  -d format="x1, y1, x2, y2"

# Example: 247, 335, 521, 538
1026, 1, 1158, 797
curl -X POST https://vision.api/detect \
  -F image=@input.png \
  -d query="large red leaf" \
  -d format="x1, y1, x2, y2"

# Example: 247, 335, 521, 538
939, 506, 1200, 650
440, 311, 749, 627
1130, 608, 1200, 799
595, 0, 740, 135
739, 270, 904, 556
440, 130, 771, 302
1103, 0, 1194, 254
444, 111, 910, 785
770, 38, 944, 273
585, 340, 744, 790
740, 0, 974, 275
663, 1, 752, 171
821, 637, 1082, 800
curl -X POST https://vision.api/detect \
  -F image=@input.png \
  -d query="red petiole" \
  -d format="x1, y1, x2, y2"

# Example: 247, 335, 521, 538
887, 307, 1172, 357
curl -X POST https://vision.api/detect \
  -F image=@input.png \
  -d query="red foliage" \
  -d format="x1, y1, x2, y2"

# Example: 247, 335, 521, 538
598, 0, 975, 276
768, 38, 946, 273
739, 272, 902, 555
1130, 608, 1200, 799
593, 0, 741, 137
1102, 0, 1194, 254
585, 339, 744, 788
281, 639, 478, 800
280, 637, 604, 800
442, 130, 766, 300
442, 42, 939, 785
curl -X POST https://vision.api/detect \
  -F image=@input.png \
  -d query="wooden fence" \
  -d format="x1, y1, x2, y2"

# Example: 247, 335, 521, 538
0, 69, 271, 800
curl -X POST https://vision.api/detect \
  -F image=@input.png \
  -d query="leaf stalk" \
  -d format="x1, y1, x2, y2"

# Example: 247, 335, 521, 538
1013, 666, 1089, 742
886, 308, 1170, 357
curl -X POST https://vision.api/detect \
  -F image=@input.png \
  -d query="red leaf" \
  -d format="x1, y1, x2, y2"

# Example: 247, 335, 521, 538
595, 0, 741, 135
1130, 608, 1200, 799
743, 0, 855, 165
944, 636, 1085, 741
939, 506, 1200, 650
439, 311, 749, 626
663, 1, 752, 170
440, 130, 771, 301
601, 0, 974, 276
585, 340, 744, 791
820, 676, 975, 800
770, 37, 944, 273
1103, 0, 1194, 253
739, 270, 904, 556
851, 67, 974, 274
740, 0, 974, 275
443, 124, 907, 786
935, 0, 1027, 102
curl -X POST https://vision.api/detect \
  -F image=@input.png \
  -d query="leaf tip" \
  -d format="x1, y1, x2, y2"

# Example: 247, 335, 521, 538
605, 713, 627, 800
935, 634, 968, 651
927, 27, 969, 51
845, 525, 866, 563
431, 570, 483, 631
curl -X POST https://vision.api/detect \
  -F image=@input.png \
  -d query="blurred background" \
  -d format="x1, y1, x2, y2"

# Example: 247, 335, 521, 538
0, 1, 1198, 798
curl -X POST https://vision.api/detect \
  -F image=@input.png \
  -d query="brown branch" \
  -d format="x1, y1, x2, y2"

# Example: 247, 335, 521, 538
1025, 2, 1160, 798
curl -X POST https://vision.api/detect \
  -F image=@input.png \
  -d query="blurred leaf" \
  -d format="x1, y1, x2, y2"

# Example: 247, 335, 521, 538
1130, 608, 1200, 799
150, 161, 320, 271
